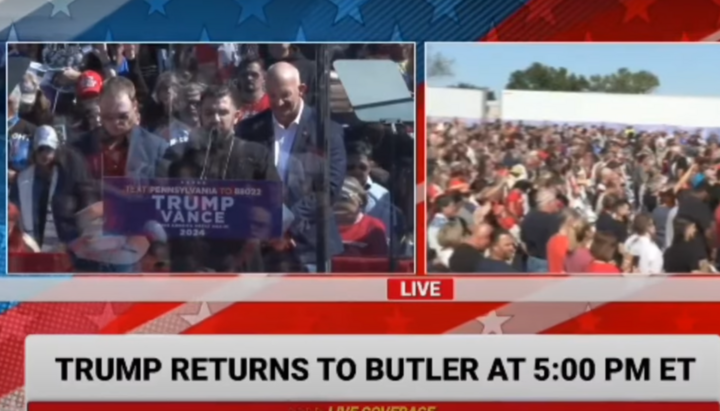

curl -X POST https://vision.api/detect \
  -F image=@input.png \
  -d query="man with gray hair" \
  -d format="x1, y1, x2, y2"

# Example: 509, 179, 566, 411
237, 62, 346, 272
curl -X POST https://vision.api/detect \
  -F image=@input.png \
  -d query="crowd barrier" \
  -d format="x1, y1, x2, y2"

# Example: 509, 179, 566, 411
8, 253, 414, 274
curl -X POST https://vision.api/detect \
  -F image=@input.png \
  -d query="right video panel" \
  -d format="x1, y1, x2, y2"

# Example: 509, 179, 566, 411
426, 43, 720, 275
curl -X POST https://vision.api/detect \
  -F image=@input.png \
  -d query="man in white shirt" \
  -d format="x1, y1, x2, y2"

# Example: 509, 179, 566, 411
238, 62, 347, 272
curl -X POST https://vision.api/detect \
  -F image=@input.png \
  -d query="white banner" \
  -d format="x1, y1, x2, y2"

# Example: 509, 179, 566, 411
10, 276, 720, 302
25, 335, 720, 402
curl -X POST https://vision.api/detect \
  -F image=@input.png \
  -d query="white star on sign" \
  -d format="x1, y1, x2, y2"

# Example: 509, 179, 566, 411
145, 0, 171, 16
0, 310, 34, 343
328, 0, 370, 24
7, 24, 18, 42
391, 24, 403, 42
48, 0, 75, 17
199, 27, 210, 41
180, 302, 212, 326
86, 303, 118, 330
426, 0, 463, 23
235, 0, 272, 24
476, 310, 512, 334
295, 25, 307, 41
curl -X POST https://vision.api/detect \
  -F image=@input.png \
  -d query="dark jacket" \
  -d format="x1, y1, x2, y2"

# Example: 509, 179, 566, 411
237, 106, 347, 265
72, 126, 169, 181
10, 146, 95, 245
163, 130, 281, 272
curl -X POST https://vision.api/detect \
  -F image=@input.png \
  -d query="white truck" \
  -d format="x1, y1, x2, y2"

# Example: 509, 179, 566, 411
500, 90, 720, 134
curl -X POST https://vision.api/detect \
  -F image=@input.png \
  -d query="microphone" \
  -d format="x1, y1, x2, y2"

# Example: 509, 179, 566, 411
208, 126, 219, 144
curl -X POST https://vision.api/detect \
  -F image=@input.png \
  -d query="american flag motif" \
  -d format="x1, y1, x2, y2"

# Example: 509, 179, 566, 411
1, 0, 720, 409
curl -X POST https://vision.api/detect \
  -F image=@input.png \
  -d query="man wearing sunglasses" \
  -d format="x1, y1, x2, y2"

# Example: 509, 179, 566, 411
71, 76, 169, 272
74, 76, 168, 179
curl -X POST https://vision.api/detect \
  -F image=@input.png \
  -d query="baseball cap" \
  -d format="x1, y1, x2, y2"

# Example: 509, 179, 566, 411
34, 125, 59, 150
76, 71, 103, 99
447, 178, 470, 193
510, 164, 528, 180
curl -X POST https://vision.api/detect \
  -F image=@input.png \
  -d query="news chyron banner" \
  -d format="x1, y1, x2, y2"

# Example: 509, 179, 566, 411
26, 335, 720, 411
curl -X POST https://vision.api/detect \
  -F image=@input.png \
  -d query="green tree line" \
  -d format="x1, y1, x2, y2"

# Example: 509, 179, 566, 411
427, 51, 660, 95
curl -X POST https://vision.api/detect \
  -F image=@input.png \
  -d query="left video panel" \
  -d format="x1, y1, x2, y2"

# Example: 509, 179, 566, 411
6, 43, 416, 274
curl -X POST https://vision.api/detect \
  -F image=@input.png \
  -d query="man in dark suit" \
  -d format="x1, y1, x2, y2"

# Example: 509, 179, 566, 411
164, 85, 281, 272
71, 76, 169, 272
237, 62, 346, 272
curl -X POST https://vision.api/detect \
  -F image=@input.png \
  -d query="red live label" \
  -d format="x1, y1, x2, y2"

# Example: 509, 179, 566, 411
386, 278, 454, 301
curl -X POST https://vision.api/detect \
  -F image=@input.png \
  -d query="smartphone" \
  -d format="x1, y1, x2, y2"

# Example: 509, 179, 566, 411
631, 255, 640, 268
52, 120, 67, 144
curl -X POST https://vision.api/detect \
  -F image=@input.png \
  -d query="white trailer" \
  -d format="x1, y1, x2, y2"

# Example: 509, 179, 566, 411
500, 90, 720, 132
427, 87, 487, 122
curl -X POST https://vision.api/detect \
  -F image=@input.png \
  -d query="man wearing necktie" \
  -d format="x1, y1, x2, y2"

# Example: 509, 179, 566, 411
237, 62, 346, 272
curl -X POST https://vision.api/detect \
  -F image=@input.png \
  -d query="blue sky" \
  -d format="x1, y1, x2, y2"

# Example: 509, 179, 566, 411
426, 44, 720, 97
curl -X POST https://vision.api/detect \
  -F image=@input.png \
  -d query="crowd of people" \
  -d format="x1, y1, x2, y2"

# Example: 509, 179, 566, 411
428, 119, 720, 274
6, 43, 415, 273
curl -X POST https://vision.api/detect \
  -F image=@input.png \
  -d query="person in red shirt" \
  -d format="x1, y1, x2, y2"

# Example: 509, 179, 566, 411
587, 232, 622, 274
335, 176, 389, 258
235, 57, 270, 121
547, 209, 583, 273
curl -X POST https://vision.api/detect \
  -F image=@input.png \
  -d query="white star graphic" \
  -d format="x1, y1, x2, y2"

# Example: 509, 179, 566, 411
235, 0, 272, 24
7, 24, 19, 42
391, 24, 403, 42
199, 26, 210, 41
295, 25, 307, 42
0, 311, 34, 343
426, 0, 462, 23
476, 311, 512, 334
328, 0, 370, 24
86, 303, 118, 330
145, 0, 171, 16
48, 0, 75, 18
180, 302, 213, 326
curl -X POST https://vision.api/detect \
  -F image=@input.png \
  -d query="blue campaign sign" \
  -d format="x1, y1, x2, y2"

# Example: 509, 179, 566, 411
102, 178, 284, 240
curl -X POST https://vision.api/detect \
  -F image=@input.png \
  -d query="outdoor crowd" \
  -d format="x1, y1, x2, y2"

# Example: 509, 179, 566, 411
6, 43, 415, 273
428, 120, 720, 274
